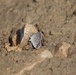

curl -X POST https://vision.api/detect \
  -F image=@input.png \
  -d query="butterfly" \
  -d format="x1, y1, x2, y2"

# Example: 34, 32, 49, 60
29, 32, 42, 49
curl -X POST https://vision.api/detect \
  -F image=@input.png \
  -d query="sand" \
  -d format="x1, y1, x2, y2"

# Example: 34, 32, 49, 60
0, 0, 76, 75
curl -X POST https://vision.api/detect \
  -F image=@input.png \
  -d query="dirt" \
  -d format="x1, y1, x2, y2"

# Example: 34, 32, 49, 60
0, 0, 76, 75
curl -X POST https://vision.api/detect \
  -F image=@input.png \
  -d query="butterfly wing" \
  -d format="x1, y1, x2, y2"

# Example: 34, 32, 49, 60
30, 32, 42, 49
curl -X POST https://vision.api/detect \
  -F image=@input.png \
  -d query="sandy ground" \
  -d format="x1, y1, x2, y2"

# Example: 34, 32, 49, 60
0, 0, 76, 75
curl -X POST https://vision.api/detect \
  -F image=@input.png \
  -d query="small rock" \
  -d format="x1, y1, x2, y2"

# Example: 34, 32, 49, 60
5, 43, 22, 51
40, 49, 53, 58
18, 23, 38, 48
2, 30, 7, 36
55, 42, 71, 59
5, 23, 38, 51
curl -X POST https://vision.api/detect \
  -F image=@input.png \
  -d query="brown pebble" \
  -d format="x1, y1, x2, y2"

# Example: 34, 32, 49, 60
2, 30, 7, 36
55, 42, 71, 59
